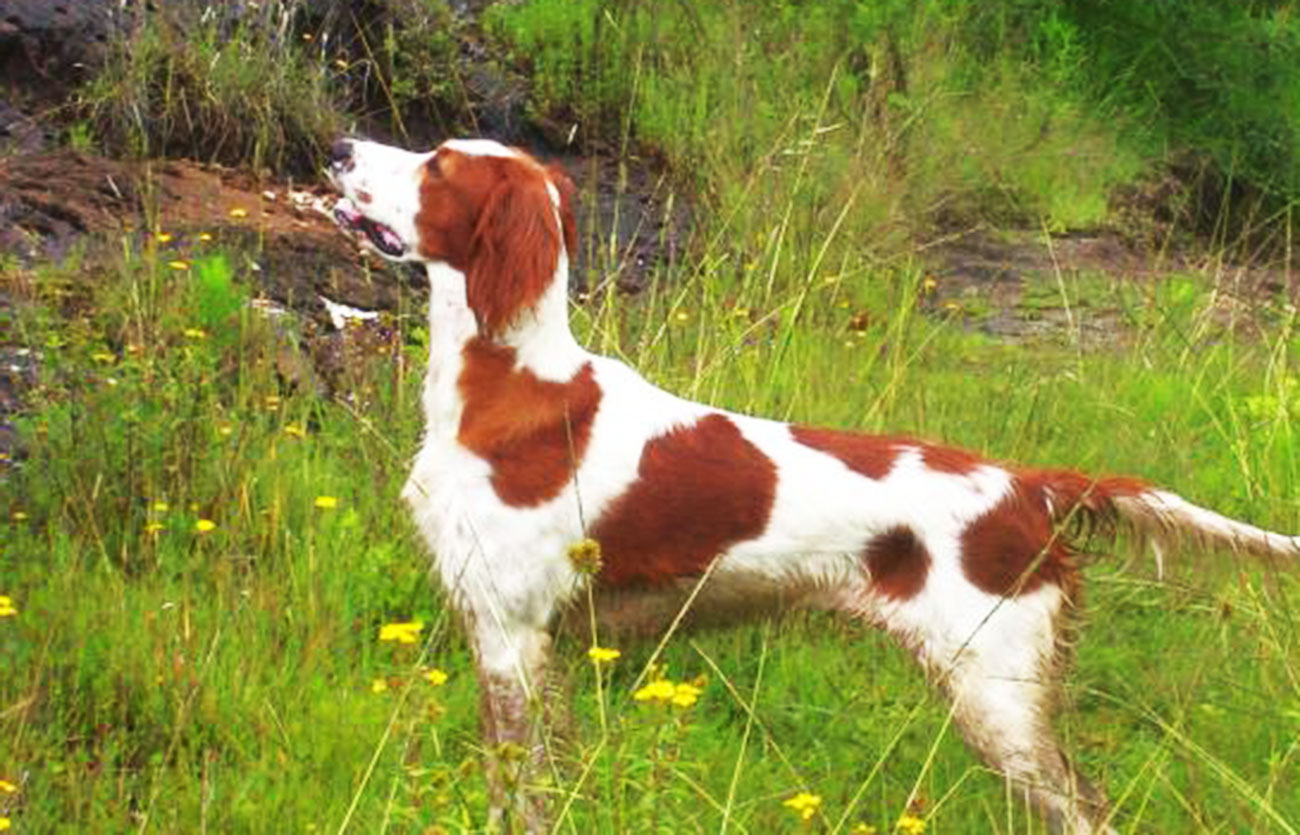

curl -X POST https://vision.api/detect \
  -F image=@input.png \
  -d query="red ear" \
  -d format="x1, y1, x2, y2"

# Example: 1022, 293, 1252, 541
467, 173, 563, 337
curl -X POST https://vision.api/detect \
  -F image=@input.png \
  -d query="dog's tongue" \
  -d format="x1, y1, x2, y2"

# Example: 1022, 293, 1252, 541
333, 197, 363, 226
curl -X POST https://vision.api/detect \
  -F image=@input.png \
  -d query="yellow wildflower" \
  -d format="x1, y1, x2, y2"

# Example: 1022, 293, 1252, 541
587, 646, 621, 664
783, 791, 822, 821
195, 519, 217, 533
198, 232, 213, 242
0, 815, 10, 830
371, 678, 389, 693
264, 394, 281, 410
11, 511, 27, 521
152, 501, 169, 512
424, 668, 449, 686
633, 679, 676, 703
92, 351, 116, 363
183, 328, 207, 340
670, 682, 701, 708
897, 814, 926, 835
229, 207, 248, 219
155, 232, 173, 243
379, 621, 423, 644
922, 276, 938, 294
314, 495, 339, 509
217, 424, 234, 437
0, 779, 14, 793
0, 595, 17, 617
567, 538, 603, 574
850, 825, 878, 835
167, 260, 190, 271
674, 310, 689, 322
284, 423, 306, 439
144, 522, 166, 534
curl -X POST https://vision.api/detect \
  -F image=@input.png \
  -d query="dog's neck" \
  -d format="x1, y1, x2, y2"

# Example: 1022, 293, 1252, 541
419, 260, 586, 434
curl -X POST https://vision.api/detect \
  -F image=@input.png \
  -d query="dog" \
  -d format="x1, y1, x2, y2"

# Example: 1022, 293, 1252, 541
327, 136, 1299, 833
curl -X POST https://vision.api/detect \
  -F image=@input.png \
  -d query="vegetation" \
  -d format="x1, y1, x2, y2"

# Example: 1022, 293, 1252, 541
4, 0, 1300, 831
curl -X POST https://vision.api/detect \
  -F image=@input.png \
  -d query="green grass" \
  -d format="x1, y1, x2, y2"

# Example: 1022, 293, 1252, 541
2, 179, 1298, 832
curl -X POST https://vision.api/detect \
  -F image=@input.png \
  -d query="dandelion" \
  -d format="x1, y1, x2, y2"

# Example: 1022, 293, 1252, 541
371, 678, 389, 693
897, 813, 926, 835
670, 682, 701, 708
0, 779, 16, 793
10, 511, 27, 522
183, 328, 207, 340
922, 275, 938, 294
0, 595, 17, 617
229, 207, 248, 219
152, 501, 170, 512
587, 646, 621, 664
783, 791, 823, 821
155, 232, 173, 243
314, 495, 339, 509
217, 424, 234, 437
424, 668, 449, 686
941, 300, 962, 313
0, 815, 10, 831
284, 423, 306, 439
264, 394, 281, 410
195, 519, 217, 533
633, 679, 676, 703
92, 352, 116, 364
168, 260, 190, 271
198, 232, 213, 242
144, 522, 166, 534
674, 310, 689, 323
379, 621, 423, 644
850, 824, 877, 835
567, 538, 603, 575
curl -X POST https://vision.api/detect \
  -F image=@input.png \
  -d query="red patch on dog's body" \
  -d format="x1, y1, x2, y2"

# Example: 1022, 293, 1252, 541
792, 426, 985, 479
591, 414, 777, 587
457, 338, 602, 507
863, 526, 931, 600
960, 470, 1148, 597
791, 426, 900, 480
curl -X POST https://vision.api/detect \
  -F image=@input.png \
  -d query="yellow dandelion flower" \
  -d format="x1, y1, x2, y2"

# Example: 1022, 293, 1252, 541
152, 501, 169, 512
567, 538, 603, 574
155, 232, 173, 243
897, 813, 926, 835
633, 679, 676, 703
424, 668, 449, 686
941, 300, 962, 313
198, 232, 213, 242
284, 423, 306, 439
144, 522, 166, 534
587, 646, 621, 664
167, 260, 190, 271
371, 678, 389, 693
922, 276, 938, 294
264, 394, 281, 410
11, 511, 27, 521
0, 780, 14, 794
0, 815, 10, 831
183, 328, 207, 340
314, 495, 339, 509
92, 351, 116, 363
671, 682, 701, 708
217, 424, 234, 437
850, 824, 877, 835
195, 519, 217, 533
0, 595, 17, 617
674, 310, 689, 322
783, 791, 822, 821
229, 207, 248, 219
378, 621, 424, 644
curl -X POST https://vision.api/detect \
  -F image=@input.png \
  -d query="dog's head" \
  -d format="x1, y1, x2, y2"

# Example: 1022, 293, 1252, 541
327, 137, 576, 336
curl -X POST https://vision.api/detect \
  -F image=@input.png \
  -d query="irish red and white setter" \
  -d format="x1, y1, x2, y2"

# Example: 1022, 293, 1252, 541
328, 136, 1298, 833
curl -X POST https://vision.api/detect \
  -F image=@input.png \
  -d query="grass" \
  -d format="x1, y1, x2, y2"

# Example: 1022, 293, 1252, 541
2, 154, 1298, 832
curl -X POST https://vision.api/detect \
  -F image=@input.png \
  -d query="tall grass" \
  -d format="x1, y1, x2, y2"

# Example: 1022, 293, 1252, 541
3, 155, 1297, 830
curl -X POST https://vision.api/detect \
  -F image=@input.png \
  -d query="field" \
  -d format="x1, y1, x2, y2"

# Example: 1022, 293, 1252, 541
3, 1, 1300, 832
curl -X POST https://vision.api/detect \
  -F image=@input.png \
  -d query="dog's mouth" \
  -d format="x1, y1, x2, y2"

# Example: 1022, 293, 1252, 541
332, 198, 408, 259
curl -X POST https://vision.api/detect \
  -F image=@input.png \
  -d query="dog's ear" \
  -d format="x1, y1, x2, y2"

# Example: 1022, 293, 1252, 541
466, 171, 564, 338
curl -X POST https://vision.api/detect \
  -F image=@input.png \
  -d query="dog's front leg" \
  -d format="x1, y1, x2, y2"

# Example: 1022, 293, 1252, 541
469, 615, 553, 833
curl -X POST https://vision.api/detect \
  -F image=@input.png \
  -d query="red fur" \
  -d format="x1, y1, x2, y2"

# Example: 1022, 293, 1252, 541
590, 414, 777, 587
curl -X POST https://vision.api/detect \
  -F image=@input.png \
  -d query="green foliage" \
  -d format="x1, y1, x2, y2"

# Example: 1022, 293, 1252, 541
79, 2, 343, 173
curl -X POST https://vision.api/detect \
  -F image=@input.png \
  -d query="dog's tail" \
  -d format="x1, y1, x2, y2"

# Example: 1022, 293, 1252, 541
1028, 469, 1300, 568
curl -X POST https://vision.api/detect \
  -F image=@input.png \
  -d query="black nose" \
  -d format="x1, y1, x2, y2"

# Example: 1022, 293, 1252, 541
329, 138, 353, 166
